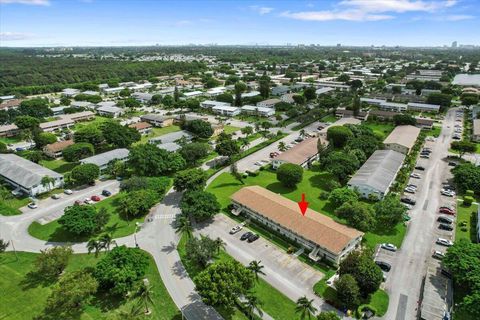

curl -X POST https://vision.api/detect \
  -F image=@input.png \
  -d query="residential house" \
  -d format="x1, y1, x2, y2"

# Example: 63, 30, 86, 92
200, 100, 231, 109
280, 93, 295, 104
384, 125, 421, 155
43, 140, 74, 158
347, 150, 405, 200
128, 122, 152, 135
0, 124, 20, 137
149, 130, 192, 152
97, 106, 124, 118
70, 101, 95, 109
39, 118, 74, 132
272, 137, 321, 169
0, 99, 22, 111
230, 186, 363, 265
140, 114, 174, 127
368, 110, 399, 121
62, 88, 80, 97
63, 111, 95, 122
241, 105, 275, 117
407, 102, 440, 113
257, 98, 281, 109
335, 109, 369, 120
182, 91, 204, 99
211, 105, 241, 117
0, 153, 64, 196
132, 92, 153, 103
80, 148, 130, 172
415, 118, 435, 130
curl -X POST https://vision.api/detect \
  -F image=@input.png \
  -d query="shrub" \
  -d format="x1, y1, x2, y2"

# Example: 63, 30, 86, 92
463, 196, 474, 206
276, 163, 303, 188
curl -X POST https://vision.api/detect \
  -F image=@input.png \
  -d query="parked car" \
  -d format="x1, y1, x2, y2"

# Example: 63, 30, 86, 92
401, 197, 416, 205
64, 189, 73, 195
381, 243, 397, 252
247, 234, 260, 243
404, 187, 416, 194
230, 225, 243, 234
102, 190, 112, 197
420, 154, 430, 159
441, 190, 455, 197
27, 202, 37, 209
439, 223, 454, 231
295, 137, 304, 142
436, 238, 453, 247
51, 194, 60, 200
441, 268, 452, 279
407, 184, 418, 189
84, 198, 94, 205
240, 232, 253, 241
91, 195, 101, 202
375, 261, 391, 272
415, 166, 425, 171
437, 216, 454, 224
432, 250, 445, 260
410, 173, 421, 179
439, 208, 456, 215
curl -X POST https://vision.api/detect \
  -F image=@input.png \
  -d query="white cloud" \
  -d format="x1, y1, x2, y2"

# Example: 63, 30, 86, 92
0, 0, 50, 5
281, 10, 393, 21
444, 14, 475, 21
281, 0, 460, 22
0, 32, 34, 40
249, 5, 274, 15
175, 20, 193, 26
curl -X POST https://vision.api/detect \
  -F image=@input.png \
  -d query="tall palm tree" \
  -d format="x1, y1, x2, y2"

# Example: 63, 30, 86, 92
133, 281, 154, 314
247, 260, 266, 282
175, 215, 193, 238
239, 137, 250, 150
243, 292, 263, 320
299, 129, 306, 138
213, 237, 226, 254
295, 296, 317, 320
99, 233, 117, 252
41, 175, 55, 192
278, 141, 287, 152
86, 238, 102, 257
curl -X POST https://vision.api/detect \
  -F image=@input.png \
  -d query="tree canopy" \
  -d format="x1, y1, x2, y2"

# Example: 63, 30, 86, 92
276, 163, 303, 188
128, 143, 185, 176
180, 190, 220, 221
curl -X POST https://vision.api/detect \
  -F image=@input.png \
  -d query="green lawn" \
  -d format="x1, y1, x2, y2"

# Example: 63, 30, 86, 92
73, 116, 112, 130
0, 136, 22, 144
40, 159, 79, 174
223, 125, 241, 135
136, 125, 181, 145
0, 183, 31, 215
363, 121, 395, 139
0, 251, 180, 320
178, 235, 300, 320
206, 167, 406, 249
455, 201, 478, 242
429, 125, 442, 138
321, 115, 338, 123
28, 193, 146, 242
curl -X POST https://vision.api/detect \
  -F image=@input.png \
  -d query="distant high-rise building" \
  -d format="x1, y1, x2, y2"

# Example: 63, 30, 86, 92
452, 41, 458, 48
337, 43, 341, 47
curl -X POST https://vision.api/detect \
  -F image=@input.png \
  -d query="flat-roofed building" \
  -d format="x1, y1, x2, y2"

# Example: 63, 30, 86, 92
415, 118, 435, 130
70, 101, 95, 109
97, 105, 124, 118
241, 105, 275, 117
62, 88, 80, 97
408, 102, 440, 113
347, 150, 405, 200
380, 102, 408, 112
39, 118, 74, 132
280, 93, 295, 104
148, 130, 192, 152
0, 153, 64, 196
132, 92, 153, 103
182, 91, 204, 99
80, 148, 129, 171
62, 111, 95, 122
230, 186, 363, 265
473, 119, 480, 142
256, 98, 281, 109
212, 105, 241, 117
360, 97, 385, 106
140, 114, 174, 127
200, 100, 230, 109
368, 110, 399, 121
384, 125, 421, 154
272, 137, 321, 169
43, 140, 74, 158
0, 124, 20, 137
0, 98, 22, 111
335, 109, 368, 120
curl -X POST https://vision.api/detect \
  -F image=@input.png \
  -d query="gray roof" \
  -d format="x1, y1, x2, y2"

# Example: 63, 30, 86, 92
407, 102, 440, 111
141, 114, 171, 122
97, 105, 123, 113
0, 154, 62, 189
271, 86, 290, 95
156, 142, 182, 152
80, 148, 129, 167
348, 150, 405, 194
148, 130, 192, 144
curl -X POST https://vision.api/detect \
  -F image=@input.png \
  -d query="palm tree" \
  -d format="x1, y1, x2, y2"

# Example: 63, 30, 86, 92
239, 137, 250, 150
175, 214, 193, 238
243, 292, 263, 320
99, 233, 116, 252
117, 303, 144, 320
300, 129, 306, 138
41, 175, 55, 192
86, 238, 102, 257
295, 296, 317, 320
133, 281, 154, 315
278, 141, 287, 152
213, 237, 226, 254
247, 260, 266, 281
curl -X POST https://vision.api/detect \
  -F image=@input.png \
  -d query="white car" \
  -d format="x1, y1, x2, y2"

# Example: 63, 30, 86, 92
436, 238, 453, 247
27, 202, 38, 209
64, 189, 73, 195
229, 225, 243, 234
381, 243, 397, 252
441, 190, 455, 197
84, 198, 95, 205
404, 187, 416, 194
254, 161, 263, 166
410, 173, 421, 179
432, 250, 445, 260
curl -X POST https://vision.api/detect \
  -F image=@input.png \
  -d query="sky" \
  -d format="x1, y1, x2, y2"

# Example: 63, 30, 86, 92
0, 0, 479, 47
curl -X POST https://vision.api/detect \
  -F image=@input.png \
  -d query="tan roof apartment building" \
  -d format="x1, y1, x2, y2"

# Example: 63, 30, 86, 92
383, 125, 421, 155
231, 186, 363, 265
271, 137, 322, 169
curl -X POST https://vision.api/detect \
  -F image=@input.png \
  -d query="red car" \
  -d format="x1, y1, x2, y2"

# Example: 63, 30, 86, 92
439, 208, 456, 215
91, 195, 101, 202
269, 152, 279, 158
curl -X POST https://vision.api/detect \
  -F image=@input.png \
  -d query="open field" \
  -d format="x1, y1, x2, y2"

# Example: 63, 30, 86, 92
455, 201, 478, 242
40, 158, 78, 174
0, 251, 180, 320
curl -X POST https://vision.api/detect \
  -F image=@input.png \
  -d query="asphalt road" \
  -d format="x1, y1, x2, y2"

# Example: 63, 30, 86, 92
383, 108, 457, 320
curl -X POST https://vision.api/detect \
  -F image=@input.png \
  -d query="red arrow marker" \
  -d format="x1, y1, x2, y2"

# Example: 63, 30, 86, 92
298, 193, 309, 216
